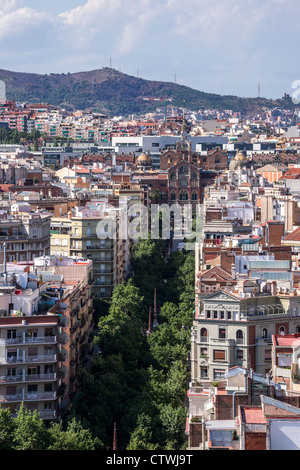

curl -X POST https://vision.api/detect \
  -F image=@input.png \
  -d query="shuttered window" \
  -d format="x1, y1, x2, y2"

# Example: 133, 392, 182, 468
213, 350, 226, 361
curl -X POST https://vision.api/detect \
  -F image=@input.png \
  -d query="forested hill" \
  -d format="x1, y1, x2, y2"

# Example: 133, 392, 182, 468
0, 67, 294, 117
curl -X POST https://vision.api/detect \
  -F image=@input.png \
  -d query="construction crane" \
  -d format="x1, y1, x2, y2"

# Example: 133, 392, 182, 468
142, 96, 173, 122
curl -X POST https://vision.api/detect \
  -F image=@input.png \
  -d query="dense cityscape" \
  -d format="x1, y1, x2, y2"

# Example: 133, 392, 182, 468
0, 86, 300, 453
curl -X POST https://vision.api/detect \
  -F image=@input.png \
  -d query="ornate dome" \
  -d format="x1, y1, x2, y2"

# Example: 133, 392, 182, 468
229, 150, 248, 170
235, 150, 247, 161
137, 151, 151, 163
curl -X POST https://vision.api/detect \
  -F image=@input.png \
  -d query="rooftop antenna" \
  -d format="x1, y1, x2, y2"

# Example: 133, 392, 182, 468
257, 82, 261, 98
109, 56, 112, 69
174, 74, 177, 83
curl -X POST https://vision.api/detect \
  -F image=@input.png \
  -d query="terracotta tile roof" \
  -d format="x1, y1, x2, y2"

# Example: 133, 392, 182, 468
279, 168, 300, 179
284, 226, 300, 241
240, 407, 266, 424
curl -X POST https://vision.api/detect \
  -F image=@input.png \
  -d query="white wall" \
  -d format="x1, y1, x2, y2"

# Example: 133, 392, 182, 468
270, 420, 300, 450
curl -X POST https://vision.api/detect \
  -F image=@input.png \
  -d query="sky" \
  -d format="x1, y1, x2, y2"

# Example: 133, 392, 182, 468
0, 0, 299, 99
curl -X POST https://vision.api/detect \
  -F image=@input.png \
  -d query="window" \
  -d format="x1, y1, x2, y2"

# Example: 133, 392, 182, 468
227, 311, 232, 320
219, 328, 226, 339
28, 385, 38, 396
236, 349, 243, 359
220, 311, 225, 319
7, 349, 17, 362
7, 330, 17, 340
200, 367, 208, 378
265, 349, 272, 361
179, 191, 188, 201
213, 369, 225, 380
44, 384, 52, 393
262, 328, 268, 338
213, 310, 218, 319
6, 385, 17, 396
28, 347, 38, 358
236, 330, 244, 344
206, 310, 211, 318
279, 326, 286, 336
213, 350, 226, 361
200, 328, 208, 342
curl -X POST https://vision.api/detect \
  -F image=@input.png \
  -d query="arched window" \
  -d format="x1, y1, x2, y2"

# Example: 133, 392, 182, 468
179, 191, 188, 201
192, 192, 197, 201
179, 165, 188, 175
236, 330, 244, 344
200, 328, 208, 342
279, 326, 286, 336
170, 192, 176, 201
262, 328, 268, 338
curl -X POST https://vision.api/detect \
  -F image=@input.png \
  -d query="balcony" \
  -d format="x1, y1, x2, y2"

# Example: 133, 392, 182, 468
0, 354, 57, 365
0, 373, 56, 384
0, 336, 57, 346
0, 391, 56, 403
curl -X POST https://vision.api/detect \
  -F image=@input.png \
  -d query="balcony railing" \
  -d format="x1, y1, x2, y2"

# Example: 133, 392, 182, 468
0, 373, 56, 384
0, 354, 57, 365
0, 391, 56, 402
0, 336, 57, 346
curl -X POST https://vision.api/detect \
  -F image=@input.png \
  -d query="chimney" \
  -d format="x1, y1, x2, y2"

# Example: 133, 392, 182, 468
231, 263, 236, 280
271, 281, 277, 296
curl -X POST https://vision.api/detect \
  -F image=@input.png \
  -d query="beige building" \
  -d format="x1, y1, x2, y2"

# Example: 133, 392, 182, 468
191, 288, 300, 385
0, 257, 94, 420
260, 194, 300, 232
50, 217, 72, 257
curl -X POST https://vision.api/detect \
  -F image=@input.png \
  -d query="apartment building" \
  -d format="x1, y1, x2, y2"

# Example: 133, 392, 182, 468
0, 207, 51, 263
191, 285, 300, 385
0, 256, 94, 420
68, 204, 129, 299
50, 217, 72, 257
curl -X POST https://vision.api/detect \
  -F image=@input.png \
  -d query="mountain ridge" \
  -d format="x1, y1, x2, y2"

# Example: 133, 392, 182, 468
0, 67, 294, 117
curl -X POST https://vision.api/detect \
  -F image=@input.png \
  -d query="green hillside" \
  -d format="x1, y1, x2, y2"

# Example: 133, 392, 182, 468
0, 67, 294, 117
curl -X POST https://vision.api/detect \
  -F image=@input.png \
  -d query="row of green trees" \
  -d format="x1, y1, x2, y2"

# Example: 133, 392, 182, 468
0, 236, 195, 450
71, 236, 196, 450
0, 404, 103, 450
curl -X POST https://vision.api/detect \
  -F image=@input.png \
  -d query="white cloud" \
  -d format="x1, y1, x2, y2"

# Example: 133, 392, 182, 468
0, 0, 297, 97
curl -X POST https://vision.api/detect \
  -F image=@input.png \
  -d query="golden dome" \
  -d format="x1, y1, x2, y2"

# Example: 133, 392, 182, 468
137, 152, 150, 163
235, 150, 246, 161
